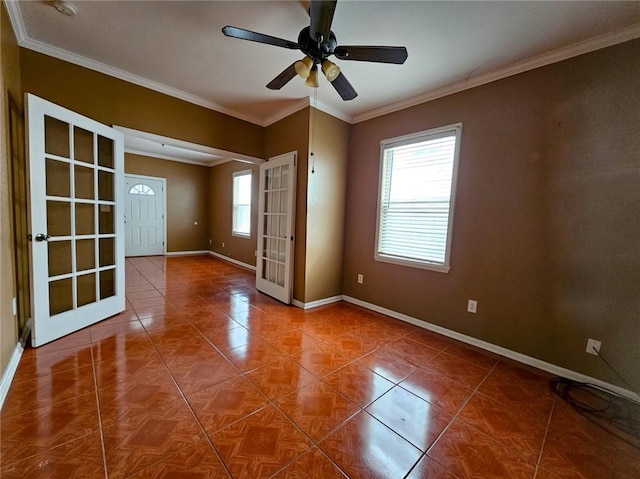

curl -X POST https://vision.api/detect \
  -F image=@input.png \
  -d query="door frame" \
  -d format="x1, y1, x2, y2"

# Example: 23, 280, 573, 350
124, 173, 167, 257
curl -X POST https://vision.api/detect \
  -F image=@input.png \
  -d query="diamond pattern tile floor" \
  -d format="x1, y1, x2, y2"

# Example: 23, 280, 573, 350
2, 255, 638, 478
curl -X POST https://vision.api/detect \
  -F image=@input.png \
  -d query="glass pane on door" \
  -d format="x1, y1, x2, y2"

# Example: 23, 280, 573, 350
74, 126, 94, 164
48, 241, 72, 277
46, 159, 70, 197
45, 116, 70, 158
47, 201, 71, 236
49, 278, 73, 316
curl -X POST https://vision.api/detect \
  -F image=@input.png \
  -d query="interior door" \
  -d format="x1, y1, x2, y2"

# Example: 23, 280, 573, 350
124, 174, 165, 257
256, 152, 296, 304
27, 94, 125, 347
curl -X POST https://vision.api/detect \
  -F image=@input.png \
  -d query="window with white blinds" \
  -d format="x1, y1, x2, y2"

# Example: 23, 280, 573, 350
375, 123, 462, 272
232, 170, 252, 237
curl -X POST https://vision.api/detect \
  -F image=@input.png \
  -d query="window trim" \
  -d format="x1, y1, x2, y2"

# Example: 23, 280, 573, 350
374, 122, 463, 273
232, 169, 252, 238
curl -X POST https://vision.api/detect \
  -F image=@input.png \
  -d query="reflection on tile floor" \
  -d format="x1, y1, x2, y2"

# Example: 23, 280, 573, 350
1, 255, 639, 478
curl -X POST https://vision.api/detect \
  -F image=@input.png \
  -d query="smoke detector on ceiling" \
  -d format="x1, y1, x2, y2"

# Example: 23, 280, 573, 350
53, 1, 78, 17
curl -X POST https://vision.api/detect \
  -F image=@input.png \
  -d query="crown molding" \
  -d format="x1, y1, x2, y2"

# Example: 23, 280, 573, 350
353, 23, 640, 124
8, 0, 638, 129
262, 97, 311, 127
310, 98, 352, 124
19, 36, 267, 126
4, 0, 27, 43
261, 97, 353, 127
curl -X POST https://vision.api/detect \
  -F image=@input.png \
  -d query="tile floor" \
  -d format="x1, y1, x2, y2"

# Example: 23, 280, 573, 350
1, 255, 638, 478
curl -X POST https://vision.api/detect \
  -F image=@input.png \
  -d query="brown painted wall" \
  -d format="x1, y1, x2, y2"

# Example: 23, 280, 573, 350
125, 154, 209, 253
20, 49, 265, 159
208, 161, 260, 266
265, 108, 310, 302
1, 3, 22, 375
305, 109, 349, 302
343, 39, 640, 388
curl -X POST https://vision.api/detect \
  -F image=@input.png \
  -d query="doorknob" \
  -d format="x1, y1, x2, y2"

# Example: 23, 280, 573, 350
34, 233, 50, 242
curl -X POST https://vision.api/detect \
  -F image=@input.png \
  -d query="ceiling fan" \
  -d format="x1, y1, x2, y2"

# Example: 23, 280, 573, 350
222, 0, 408, 101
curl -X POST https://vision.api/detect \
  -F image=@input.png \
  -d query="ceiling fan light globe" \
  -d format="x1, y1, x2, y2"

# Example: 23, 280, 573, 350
322, 60, 340, 82
294, 57, 314, 79
305, 69, 319, 88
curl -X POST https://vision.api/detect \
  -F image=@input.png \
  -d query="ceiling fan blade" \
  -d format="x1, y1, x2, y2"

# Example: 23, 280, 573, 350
334, 46, 408, 64
266, 63, 298, 90
329, 71, 357, 101
309, 0, 337, 44
222, 26, 299, 50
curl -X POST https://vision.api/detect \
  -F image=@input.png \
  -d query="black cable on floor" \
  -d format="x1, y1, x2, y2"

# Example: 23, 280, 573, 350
550, 367, 640, 450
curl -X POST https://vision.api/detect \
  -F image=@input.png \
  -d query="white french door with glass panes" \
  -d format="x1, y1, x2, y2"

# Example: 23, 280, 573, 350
256, 152, 296, 304
27, 94, 125, 347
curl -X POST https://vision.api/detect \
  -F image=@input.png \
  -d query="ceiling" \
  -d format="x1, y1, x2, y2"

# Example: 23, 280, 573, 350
7, 1, 640, 127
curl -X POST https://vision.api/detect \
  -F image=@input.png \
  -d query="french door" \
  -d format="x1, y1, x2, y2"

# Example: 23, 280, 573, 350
27, 94, 125, 347
256, 152, 296, 304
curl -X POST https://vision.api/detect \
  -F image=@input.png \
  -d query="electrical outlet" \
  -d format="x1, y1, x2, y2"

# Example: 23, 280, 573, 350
12, 297, 17, 316
209, 238, 212, 245
254, 250, 257, 257
467, 299, 478, 313
586, 338, 601, 355
222, 242, 225, 248
357, 274, 364, 284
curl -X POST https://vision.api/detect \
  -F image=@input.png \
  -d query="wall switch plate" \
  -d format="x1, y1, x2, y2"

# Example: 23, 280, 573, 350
586, 338, 601, 355
467, 299, 478, 313
357, 274, 364, 284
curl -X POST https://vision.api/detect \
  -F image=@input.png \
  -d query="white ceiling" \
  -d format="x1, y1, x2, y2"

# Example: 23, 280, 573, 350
7, 1, 640, 126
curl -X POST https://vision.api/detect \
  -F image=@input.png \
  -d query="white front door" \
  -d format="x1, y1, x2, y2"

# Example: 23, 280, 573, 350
124, 174, 165, 257
27, 94, 125, 347
256, 152, 296, 304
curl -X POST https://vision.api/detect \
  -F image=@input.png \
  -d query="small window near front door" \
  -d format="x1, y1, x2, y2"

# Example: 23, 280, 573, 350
129, 184, 155, 195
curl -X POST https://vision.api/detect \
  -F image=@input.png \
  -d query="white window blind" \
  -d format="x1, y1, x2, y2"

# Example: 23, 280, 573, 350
376, 123, 462, 272
232, 170, 252, 237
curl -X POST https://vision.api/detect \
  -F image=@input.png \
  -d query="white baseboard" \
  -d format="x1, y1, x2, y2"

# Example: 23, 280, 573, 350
0, 318, 32, 412
165, 250, 210, 256
208, 251, 257, 271
292, 295, 344, 310
343, 296, 640, 403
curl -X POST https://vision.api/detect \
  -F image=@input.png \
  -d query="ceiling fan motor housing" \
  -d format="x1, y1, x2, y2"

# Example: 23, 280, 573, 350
298, 27, 337, 64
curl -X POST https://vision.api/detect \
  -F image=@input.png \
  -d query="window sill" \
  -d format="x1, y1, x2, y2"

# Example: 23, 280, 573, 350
374, 254, 450, 273
232, 232, 251, 239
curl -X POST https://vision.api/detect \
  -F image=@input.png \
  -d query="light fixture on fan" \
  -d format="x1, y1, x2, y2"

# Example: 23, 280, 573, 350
305, 66, 319, 88
321, 60, 340, 82
295, 57, 314, 79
